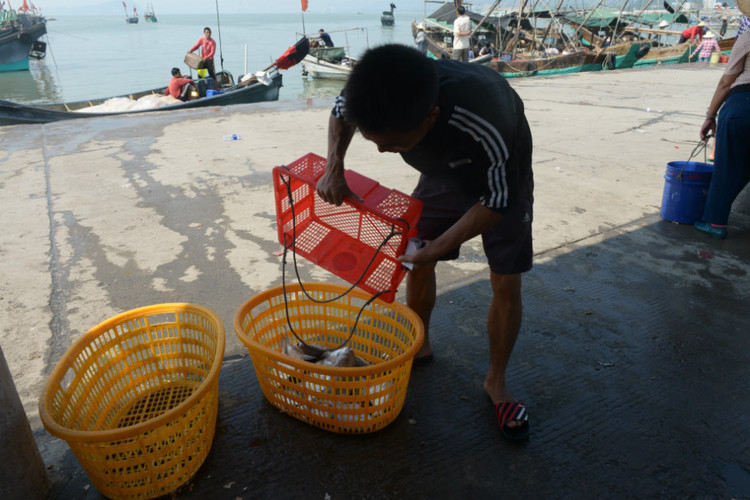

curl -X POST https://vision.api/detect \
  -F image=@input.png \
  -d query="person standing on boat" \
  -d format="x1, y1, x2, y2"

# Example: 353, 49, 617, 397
678, 21, 706, 44
317, 44, 534, 443
690, 32, 721, 62
695, 0, 750, 239
188, 27, 216, 80
452, 6, 472, 62
164, 68, 196, 101
318, 29, 334, 48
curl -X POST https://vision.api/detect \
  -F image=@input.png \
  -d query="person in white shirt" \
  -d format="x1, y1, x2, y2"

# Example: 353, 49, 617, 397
452, 6, 472, 61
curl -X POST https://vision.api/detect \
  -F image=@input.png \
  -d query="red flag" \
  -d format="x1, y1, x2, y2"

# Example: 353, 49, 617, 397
275, 37, 310, 70
301, 0, 308, 12
122, 1, 126, 7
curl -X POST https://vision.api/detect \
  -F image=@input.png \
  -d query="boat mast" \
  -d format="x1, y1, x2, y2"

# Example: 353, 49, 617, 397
214, 0, 225, 73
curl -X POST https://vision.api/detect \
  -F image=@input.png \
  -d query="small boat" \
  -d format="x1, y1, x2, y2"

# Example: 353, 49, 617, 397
301, 46, 355, 80
0, 2, 47, 72
381, 3, 396, 26
123, 2, 138, 24
300, 28, 366, 80
632, 42, 691, 67
144, 3, 157, 23
488, 49, 591, 78
0, 70, 282, 126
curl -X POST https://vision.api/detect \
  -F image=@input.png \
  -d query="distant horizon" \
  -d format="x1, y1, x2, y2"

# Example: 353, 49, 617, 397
27, 0, 743, 17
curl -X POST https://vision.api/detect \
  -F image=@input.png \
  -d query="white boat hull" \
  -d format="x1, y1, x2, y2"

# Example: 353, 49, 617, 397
301, 55, 353, 80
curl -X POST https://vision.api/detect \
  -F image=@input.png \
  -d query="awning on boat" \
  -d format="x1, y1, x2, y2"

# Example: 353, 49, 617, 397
561, 8, 624, 29
621, 12, 689, 26
425, 2, 532, 32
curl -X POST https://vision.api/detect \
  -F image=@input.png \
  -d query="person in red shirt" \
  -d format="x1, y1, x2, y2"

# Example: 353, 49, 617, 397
679, 22, 707, 44
188, 27, 217, 80
164, 68, 196, 101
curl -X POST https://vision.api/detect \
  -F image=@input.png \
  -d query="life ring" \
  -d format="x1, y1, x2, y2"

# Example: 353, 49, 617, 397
605, 52, 617, 70
18, 32, 32, 44
635, 44, 651, 59
525, 60, 537, 77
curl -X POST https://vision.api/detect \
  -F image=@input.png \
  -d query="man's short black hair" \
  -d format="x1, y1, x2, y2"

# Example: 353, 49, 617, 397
171, 67, 181, 76
343, 44, 439, 134
457, 6, 466, 15
204, 27, 211, 32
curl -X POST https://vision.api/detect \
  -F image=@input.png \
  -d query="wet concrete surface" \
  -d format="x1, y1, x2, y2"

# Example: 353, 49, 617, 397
45, 213, 750, 500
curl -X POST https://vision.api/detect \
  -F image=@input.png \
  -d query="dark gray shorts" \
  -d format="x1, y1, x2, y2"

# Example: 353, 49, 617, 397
411, 175, 533, 275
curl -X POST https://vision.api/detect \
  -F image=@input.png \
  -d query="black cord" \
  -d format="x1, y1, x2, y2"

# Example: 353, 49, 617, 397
278, 171, 398, 353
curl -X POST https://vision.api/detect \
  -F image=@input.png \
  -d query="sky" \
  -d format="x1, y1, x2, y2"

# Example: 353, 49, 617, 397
26, 0, 427, 16
19, 0, 739, 16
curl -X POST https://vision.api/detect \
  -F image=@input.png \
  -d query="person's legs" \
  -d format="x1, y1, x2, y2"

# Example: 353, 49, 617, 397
406, 262, 437, 360
206, 59, 216, 80
483, 272, 523, 411
701, 93, 750, 226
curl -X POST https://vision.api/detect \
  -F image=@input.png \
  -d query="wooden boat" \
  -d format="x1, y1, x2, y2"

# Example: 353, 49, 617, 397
718, 36, 735, 52
488, 49, 590, 78
632, 42, 691, 67
0, 70, 282, 126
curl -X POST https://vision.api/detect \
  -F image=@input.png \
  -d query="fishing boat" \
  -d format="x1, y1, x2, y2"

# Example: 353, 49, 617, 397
301, 46, 356, 79
123, 1, 138, 24
488, 49, 590, 77
0, 1, 47, 72
632, 41, 692, 67
300, 28, 366, 80
144, 3, 157, 23
381, 3, 396, 26
0, 70, 282, 127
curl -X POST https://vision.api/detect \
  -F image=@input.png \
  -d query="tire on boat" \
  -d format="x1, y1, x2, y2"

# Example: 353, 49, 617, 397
215, 71, 234, 86
525, 60, 537, 77
635, 44, 651, 59
18, 32, 32, 44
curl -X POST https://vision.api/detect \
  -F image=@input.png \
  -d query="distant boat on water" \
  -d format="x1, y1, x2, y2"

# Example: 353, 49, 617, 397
381, 3, 396, 26
122, 1, 138, 24
144, 3, 157, 23
0, 0, 48, 72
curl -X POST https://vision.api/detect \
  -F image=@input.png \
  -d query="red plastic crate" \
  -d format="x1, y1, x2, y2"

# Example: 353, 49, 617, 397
273, 153, 422, 303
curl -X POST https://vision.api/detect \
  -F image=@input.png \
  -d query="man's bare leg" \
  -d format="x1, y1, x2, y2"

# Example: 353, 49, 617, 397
406, 261, 437, 360
483, 271, 524, 428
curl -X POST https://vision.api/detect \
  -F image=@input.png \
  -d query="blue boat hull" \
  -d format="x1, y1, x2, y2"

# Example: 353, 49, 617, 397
0, 15, 47, 72
0, 72, 283, 126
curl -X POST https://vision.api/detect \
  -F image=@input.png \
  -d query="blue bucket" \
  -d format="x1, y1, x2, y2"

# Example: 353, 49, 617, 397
660, 161, 713, 224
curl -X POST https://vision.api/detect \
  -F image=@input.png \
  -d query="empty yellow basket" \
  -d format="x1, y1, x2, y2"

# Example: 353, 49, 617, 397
234, 283, 424, 434
39, 303, 225, 499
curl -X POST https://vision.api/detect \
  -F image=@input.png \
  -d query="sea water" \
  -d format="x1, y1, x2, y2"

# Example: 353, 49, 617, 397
0, 11, 423, 105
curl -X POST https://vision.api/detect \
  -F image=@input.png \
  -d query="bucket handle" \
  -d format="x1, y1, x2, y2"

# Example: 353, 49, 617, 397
678, 135, 713, 181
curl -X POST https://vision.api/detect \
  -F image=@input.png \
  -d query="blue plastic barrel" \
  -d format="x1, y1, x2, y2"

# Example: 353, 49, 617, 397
660, 161, 713, 224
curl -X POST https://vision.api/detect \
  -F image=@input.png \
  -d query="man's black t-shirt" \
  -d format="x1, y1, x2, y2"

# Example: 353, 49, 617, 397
333, 59, 533, 215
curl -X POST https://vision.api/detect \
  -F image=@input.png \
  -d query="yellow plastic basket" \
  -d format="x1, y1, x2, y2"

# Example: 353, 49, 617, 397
39, 304, 225, 499
234, 283, 424, 434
